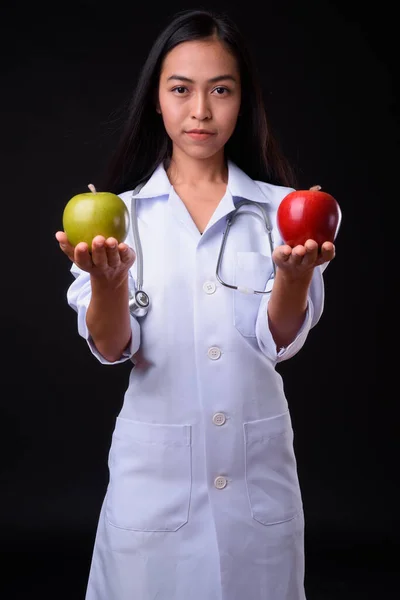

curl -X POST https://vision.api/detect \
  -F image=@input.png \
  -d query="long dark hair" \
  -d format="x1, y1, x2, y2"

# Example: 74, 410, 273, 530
101, 8, 297, 194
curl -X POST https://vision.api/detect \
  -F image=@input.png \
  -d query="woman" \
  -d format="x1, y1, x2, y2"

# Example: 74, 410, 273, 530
56, 8, 337, 600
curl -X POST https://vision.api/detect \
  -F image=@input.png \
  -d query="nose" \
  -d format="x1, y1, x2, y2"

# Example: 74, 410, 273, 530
191, 92, 211, 120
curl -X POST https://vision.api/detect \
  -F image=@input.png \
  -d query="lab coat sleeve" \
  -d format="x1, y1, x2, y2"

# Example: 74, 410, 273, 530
66, 263, 141, 365
255, 261, 328, 363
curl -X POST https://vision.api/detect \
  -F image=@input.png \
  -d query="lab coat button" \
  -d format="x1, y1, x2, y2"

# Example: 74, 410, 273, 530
212, 412, 226, 426
203, 281, 216, 294
208, 347, 221, 360
214, 476, 227, 489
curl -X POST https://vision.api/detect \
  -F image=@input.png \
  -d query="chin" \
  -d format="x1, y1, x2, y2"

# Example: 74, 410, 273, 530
183, 144, 224, 161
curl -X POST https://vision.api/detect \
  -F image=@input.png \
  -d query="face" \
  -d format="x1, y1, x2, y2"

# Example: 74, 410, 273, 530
157, 38, 241, 161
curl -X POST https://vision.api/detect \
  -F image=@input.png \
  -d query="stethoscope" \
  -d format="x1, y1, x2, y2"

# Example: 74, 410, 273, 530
128, 191, 276, 318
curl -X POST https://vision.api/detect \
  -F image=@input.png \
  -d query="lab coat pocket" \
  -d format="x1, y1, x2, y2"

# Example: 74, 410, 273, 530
234, 252, 273, 337
106, 417, 192, 532
244, 411, 303, 525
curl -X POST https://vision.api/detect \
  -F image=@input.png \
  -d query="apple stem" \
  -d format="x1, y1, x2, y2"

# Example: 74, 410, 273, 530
310, 185, 321, 191
88, 184, 97, 194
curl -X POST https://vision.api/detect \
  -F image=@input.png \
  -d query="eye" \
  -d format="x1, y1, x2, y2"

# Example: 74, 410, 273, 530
213, 86, 229, 95
171, 86, 188, 94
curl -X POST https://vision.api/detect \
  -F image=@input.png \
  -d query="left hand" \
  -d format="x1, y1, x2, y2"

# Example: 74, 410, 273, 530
272, 239, 335, 281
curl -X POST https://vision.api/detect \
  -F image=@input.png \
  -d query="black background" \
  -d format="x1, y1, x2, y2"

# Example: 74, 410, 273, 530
1, 0, 396, 598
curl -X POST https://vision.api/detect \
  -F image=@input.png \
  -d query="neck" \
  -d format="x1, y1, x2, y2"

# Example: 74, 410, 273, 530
166, 148, 227, 187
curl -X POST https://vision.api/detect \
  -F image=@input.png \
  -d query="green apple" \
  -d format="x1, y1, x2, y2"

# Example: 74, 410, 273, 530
62, 184, 129, 248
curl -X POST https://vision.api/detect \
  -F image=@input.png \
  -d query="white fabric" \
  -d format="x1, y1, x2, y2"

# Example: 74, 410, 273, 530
66, 160, 329, 600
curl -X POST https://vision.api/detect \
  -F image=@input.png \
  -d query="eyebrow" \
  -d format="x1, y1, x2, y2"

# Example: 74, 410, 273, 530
166, 74, 237, 84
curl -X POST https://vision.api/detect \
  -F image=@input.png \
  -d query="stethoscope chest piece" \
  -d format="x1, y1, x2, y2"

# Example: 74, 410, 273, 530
129, 289, 150, 318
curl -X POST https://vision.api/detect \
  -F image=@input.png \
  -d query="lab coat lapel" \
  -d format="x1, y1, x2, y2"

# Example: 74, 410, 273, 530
203, 189, 235, 234
202, 160, 270, 235
168, 187, 203, 240
168, 187, 236, 240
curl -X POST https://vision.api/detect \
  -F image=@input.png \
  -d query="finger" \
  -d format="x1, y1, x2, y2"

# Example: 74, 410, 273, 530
290, 244, 306, 265
119, 244, 136, 265
273, 244, 292, 263
74, 242, 93, 271
91, 236, 108, 268
55, 231, 68, 245
55, 231, 75, 261
105, 237, 121, 268
302, 239, 319, 266
318, 241, 336, 264
321, 241, 335, 254
304, 239, 319, 254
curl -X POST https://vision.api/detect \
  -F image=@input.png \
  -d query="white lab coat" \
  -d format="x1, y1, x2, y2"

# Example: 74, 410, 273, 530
67, 160, 328, 600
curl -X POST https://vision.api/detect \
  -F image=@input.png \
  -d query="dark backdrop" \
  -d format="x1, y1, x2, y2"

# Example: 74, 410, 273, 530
1, 0, 396, 598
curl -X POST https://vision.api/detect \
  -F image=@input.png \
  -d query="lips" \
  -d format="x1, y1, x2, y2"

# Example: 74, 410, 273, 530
186, 129, 214, 134
185, 129, 215, 141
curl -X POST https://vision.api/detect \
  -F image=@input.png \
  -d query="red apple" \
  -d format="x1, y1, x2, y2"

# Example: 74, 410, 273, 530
277, 186, 341, 248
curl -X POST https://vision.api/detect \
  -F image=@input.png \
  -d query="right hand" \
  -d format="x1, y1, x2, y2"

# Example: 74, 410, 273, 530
55, 231, 136, 284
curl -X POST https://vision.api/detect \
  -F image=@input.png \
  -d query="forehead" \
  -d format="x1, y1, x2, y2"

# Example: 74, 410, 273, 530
160, 38, 239, 79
